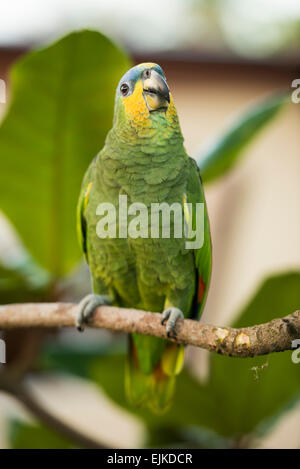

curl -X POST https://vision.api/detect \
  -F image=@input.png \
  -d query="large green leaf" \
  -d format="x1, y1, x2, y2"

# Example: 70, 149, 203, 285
0, 30, 131, 276
39, 272, 300, 446
197, 93, 288, 184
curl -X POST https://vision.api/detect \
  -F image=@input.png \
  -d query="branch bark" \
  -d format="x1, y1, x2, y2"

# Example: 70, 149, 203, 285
0, 303, 299, 357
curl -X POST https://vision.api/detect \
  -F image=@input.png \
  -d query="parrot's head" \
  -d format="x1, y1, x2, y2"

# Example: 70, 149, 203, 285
114, 63, 178, 132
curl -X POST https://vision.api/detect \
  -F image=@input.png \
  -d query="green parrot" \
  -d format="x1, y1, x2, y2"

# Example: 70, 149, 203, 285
76, 63, 212, 413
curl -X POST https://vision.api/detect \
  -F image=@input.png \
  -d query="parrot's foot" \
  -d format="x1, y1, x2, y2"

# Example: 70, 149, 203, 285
76, 294, 110, 332
161, 307, 184, 338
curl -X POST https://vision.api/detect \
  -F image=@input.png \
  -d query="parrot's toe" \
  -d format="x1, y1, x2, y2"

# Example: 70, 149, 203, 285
76, 294, 110, 332
161, 307, 184, 338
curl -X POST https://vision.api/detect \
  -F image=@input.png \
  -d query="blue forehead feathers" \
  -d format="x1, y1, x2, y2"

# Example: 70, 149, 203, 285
117, 64, 165, 93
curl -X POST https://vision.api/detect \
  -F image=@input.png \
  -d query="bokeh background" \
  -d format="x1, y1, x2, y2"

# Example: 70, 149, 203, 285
0, 0, 299, 449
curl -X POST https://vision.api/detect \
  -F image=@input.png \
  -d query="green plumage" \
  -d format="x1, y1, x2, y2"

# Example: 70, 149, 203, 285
77, 63, 212, 412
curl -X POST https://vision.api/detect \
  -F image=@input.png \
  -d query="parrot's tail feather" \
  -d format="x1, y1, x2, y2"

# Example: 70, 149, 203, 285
125, 336, 152, 407
125, 335, 184, 413
161, 342, 185, 376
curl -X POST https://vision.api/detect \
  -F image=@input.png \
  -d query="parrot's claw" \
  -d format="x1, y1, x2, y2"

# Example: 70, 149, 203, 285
76, 294, 110, 332
161, 307, 184, 338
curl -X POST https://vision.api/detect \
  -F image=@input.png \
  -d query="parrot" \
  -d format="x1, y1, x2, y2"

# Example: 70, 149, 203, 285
76, 63, 212, 413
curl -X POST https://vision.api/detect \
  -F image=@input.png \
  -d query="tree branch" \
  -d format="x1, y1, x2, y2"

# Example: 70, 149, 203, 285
0, 303, 300, 357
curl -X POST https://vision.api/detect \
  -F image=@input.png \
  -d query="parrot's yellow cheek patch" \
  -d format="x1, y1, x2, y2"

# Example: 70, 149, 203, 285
123, 80, 150, 129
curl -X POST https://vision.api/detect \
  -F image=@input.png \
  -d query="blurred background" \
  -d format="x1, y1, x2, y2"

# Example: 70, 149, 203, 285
0, 0, 299, 449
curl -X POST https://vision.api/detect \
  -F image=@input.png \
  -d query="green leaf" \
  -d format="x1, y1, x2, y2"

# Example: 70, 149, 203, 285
197, 93, 288, 184
39, 339, 125, 378
0, 30, 131, 276
0, 257, 51, 303
233, 271, 300, 328
8, 419, 76, 449
146, 425, 231, 449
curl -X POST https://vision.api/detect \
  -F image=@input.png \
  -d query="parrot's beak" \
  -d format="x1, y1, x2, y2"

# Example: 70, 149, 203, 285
142, 69, 170, 112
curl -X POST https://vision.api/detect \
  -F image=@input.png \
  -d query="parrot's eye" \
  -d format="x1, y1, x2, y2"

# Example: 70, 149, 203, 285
143, 69, 151, 79
120, 83, 129, 96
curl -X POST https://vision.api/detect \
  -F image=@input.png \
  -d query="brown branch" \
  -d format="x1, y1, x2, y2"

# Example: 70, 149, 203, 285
0, 303, 300, 357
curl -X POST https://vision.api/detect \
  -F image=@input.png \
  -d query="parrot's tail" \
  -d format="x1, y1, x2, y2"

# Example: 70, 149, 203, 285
125, 334, 185, 414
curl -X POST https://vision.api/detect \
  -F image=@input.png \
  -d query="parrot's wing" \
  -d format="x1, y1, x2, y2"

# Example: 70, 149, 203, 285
76, 157, 96, 260
186, 157, 212, 318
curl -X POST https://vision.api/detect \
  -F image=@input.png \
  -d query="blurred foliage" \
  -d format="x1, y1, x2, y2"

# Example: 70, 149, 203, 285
0, 261, 50, 304
146, 425, 230, 449
196, 92, 288, 183
0, 30, 130, 276
190, 0, 300, 60
0, 29, 297, 449
8, 419, 76, 449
